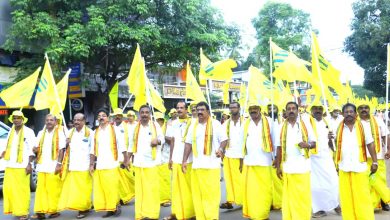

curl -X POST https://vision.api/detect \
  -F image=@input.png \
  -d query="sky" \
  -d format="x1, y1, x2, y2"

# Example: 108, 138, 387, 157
211, 0, 364, 85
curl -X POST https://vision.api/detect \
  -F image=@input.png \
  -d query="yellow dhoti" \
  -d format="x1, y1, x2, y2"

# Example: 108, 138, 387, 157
58, 171, 92, 211
271, 166, 283, 209
191, 168, 220, 220
171, 163, 195, 220
34, 172, 63, 214
93, 169, 120, 212
242, 165, 272, 220
367, 158, 390, 207
282, 173, 311, 220
158, 163, 172, 204
223, 157, 243, 205
3, 168, 30, 216
339, 170, 374, 220
118, 166, 135, 204
134, 166, 160, 220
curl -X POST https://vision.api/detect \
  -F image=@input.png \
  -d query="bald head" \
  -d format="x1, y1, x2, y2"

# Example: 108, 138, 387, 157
73, 113, 86, 131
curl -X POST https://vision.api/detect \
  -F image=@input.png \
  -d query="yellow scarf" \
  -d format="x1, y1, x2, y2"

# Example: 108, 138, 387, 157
4, 125, 24, 163
181, 118, 192, 142
94, 124, 118, 160
37, 127, 60, 164
226, 116, 243, 149
309, 116, 329, 154
61, 126, 91, 180
133, 120, 157, 160
192, 117, 213, 157
367, 117, 381, 153
280, 119, 310, 162
242, 115, 273, 155
334, 120, 367, 167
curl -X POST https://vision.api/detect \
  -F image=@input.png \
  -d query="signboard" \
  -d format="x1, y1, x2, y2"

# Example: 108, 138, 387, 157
68, 63, 85, 98
71, 98, 83, 111
163, 81, 240, 99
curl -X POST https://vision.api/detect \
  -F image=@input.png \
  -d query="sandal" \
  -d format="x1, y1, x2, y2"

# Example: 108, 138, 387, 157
220, 202, 233, 209
162, 214, 177, 220
19, 216, 30, 220
76, 211, 90, 219
48, 213, 60, 219
161, 202, 171, 207
31, 213, 45, 219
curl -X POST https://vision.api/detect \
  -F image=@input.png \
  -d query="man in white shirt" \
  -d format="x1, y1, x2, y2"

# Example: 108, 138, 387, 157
275, 101, 316, 220
329, 107, 343, 132
183, 101, 228, 220
128, 105, 165, 220
309, 104, 340, 218
330, 103, 378, 219
90, 108, 128, 218
267, 103, 283, 210
241, 103, 274, 220
220, 101, 243, 210
32, 114, 66, 219
112, 108, 135, 205
164, 100, 195, 220
1, 111, 35, 220
58, 113, 93, 219
357, 103, 390, 211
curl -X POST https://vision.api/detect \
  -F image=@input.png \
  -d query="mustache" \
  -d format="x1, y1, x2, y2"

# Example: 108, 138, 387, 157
289, 112, 294, 115
361, 111, 368, 114
198, 113, 203, 116
250, 112, 257, 114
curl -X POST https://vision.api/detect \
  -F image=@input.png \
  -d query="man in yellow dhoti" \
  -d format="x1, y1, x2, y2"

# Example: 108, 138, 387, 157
112, 108, 135, 205
155, 112, 172, 207
267, 104, 283, 210
275, 101, 317, 220
90, 108, 128, 218
183, 101, 228, 220
241, 103, 274, 220
1, 111, 36, 220
357, 103, 390, 211
31, 114, 66, 219
163, 100, 195, 220
329, 103, 378, 220
58, 113, 93, 219
128, 105, 165, 220
220, 101, 243, 210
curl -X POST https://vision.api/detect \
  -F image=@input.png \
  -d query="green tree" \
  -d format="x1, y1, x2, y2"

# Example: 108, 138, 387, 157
351, 85, 376, 99
344, 0, 390, 96
4, 0, 239, 92
245, 1, 312, 74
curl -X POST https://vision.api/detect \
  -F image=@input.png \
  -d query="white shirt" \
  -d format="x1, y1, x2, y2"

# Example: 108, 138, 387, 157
114, 122, 129, 162
270, 118, 282, 157
128, 121, 165, 168
35, 128, 66, 173
329, 116, 343, 132
68, 126, 93, 171
4, 126, 35, 169
185, 119, 228, 169
161, 123, 171, 164
166, 119, 193, 164
90, 125, 125, 170
243, 118, 273, 166
311, 118, 332, 157
223, 118, 244, 159
338, 121, 373, 172
361, 117, 388, 160
275, 118, 316, 174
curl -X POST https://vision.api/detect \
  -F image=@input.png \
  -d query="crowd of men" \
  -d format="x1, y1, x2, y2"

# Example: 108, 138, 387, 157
1, 99, 390, 220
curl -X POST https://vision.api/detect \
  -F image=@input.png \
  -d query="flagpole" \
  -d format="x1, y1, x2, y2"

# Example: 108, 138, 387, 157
206, 79, 213, 116
68, 98, 72, 120
269, 37, 274, 121
122, 94, 134, 110
386, 43, 389, 148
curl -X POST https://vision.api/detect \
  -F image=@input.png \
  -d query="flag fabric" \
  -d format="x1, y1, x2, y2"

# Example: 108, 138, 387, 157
311, 32, 344, 96
247, 65, 268, 105
239, 83, 247, 109
148, 79, 166, 113
0, 67, 41, 108
109, 81, 119, 109
133, 59, 147, 112
34, 57, 57, 110
51, 69, 71, 116
186, 61, 207, 103
199, 48, 237, 84
270, 41, 289, 68
222, 81, 229, 104
127, 44, 144, 94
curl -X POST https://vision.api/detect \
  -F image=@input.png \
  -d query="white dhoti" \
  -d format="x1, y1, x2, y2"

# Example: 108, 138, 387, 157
311, 155, 339, 213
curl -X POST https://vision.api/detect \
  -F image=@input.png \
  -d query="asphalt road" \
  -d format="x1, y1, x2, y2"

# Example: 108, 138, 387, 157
1, 161, 390, 220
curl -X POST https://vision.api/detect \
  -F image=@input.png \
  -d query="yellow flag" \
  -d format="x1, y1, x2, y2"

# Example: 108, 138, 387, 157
186, 61, 206, 103
133, 59, 147, 112
148, 79, 166, 113
222, 81, 229, 104
311, 32, 344, 96
127, 44, 145, 94
109, 81, 119, 109
0, 67, 41, 108
51, 69, 70, 116
247, 65, 268, 105
239, 83, 247, 109
199, 48, 237, 84
34, 57, 57, 110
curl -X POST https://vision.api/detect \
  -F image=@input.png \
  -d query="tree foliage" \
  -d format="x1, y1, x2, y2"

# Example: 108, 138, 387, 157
244, 1, 312, 74
4, 0, 239, 91
344, 0, 390, 96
